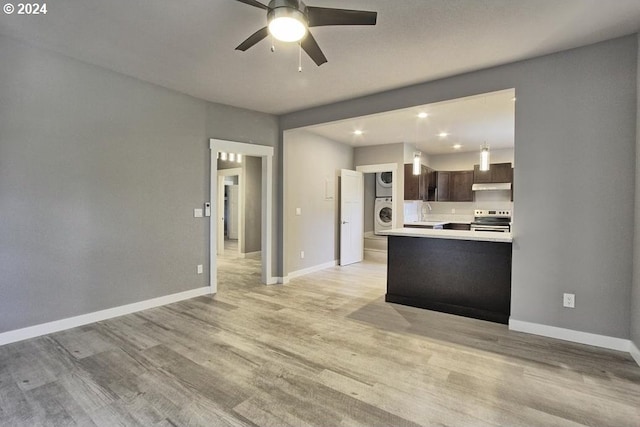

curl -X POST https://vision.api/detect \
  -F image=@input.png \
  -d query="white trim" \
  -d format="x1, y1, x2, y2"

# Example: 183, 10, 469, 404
277, 276, 289, 284
282, 260, 338, 282
364, 248, 387, 254
0, 287, 211, 346
240, 251, 262, 259
630, 341, 640, 367
356, 163, 397, 174
509, 319, 631, 352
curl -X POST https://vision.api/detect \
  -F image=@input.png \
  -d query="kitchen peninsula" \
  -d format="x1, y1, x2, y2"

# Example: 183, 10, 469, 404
382, 228, 513, 324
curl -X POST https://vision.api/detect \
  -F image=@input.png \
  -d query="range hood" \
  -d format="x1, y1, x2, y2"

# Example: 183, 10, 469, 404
472, 183, 512, 191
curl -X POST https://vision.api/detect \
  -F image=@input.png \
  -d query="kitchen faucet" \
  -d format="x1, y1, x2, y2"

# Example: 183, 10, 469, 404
421, 203, 432, 220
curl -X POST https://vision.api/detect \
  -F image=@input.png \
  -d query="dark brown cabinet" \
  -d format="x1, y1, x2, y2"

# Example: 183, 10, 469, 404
451, 171, 474, 201
404, 164, 437, 201
473, 162, 513, 183
436, 171, 450, 201
436, 170, 474, 202
404, 163, 421, 200
425, 167, 437, 201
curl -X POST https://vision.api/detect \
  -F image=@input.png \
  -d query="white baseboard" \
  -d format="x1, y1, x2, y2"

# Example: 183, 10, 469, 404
630, 341, 640, 367
281, 260, 338, 284
364, 248, 387, 254
0, 286, 212, 347
509, 319, 630, 352
240, 251, 261, 259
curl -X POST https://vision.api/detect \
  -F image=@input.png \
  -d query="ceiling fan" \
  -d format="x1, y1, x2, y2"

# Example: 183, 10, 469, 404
233, 0, 377, 66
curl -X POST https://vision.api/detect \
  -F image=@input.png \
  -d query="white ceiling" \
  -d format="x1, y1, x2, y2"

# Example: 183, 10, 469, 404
303, 89, 515, 154
1, 1, 639, 116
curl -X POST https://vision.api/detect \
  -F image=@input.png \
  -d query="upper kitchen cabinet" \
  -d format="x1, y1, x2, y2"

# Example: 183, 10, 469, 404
404, 163, 421, 200
473, 162, 513, 183
404, 164, 437, 201
436, 170, 474, 202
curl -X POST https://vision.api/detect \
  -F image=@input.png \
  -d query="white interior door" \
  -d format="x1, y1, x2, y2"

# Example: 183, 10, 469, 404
340, 169, 364, 266
227, 185, 239, 240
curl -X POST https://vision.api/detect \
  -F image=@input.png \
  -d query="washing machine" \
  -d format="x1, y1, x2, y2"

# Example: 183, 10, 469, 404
374, 198, 393, 235
375, 172, 393, 197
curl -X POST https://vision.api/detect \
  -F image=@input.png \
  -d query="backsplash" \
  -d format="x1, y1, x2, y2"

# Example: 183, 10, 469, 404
404, 194, 513, 223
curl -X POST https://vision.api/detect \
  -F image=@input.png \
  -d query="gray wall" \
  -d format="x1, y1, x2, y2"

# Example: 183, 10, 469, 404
244, 156, 262, 254
284, 130, 353, 275
0, 35, 278, 333
632, 33, 640, 351
281, 35, 638, 340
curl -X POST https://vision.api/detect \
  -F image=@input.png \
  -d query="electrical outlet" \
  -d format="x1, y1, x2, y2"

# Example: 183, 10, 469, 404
563, 293, 575, 308
197, 264, 203, 274
300, 251, 305, 259
451, 208, 456, 214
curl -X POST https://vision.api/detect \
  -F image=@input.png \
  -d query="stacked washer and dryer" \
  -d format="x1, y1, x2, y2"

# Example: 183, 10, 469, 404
374, 172, 393, 235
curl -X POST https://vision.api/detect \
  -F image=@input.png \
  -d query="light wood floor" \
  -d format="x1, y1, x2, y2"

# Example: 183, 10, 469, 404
1, 257, 639, 426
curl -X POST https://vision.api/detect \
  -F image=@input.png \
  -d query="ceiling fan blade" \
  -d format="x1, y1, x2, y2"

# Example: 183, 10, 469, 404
301, 31, 327, 66
234, 0, 268, 10
235, 27, 269, 51
307, 7, 377, 27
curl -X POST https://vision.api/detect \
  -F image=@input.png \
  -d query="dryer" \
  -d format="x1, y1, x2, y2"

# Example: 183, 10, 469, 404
375, 172, 393, 197
374, 197, 393, 235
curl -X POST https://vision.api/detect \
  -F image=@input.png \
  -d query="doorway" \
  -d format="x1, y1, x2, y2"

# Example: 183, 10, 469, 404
356, 163, 398, 263
216, 168, 242, 257
209, 139, 276, 294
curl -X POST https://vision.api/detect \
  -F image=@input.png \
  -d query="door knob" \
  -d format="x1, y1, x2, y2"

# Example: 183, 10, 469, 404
342, 221, 348, 224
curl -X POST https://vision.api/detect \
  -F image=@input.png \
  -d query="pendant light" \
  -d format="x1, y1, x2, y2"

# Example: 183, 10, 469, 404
480, 144, 490, 171
412, 152, 421, 175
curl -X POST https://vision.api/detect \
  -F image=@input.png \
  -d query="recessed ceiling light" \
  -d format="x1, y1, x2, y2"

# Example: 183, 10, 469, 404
438, 132, 449, 137
353, 130, 363, 136
417, 112, 428, 119
453, 144, 462, 149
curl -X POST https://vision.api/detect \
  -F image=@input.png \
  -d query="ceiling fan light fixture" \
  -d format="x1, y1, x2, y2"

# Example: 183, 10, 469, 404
268, 8, 307, 42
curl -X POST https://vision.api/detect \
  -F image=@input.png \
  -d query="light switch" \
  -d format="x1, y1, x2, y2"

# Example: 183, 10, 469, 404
194, 208, 203, 218
296, 208, 302, 216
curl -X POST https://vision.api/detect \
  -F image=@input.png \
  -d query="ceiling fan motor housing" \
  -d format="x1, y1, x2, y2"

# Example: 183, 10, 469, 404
267, 0, 309, 23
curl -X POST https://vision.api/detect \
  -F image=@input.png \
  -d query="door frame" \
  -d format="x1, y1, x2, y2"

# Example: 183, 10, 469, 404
209, 139, 276, 293
217, 168, 242, 256
356, 163, 400, 229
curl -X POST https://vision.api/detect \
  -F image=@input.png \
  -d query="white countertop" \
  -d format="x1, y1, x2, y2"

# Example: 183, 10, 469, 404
381, 227, 513, 243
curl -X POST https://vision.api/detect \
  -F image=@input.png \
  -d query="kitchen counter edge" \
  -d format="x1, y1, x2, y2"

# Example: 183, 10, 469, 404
381, 227, 513, 243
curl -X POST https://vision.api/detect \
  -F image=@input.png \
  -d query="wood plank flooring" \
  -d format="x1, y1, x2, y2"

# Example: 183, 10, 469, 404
1, 254, 639, 426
